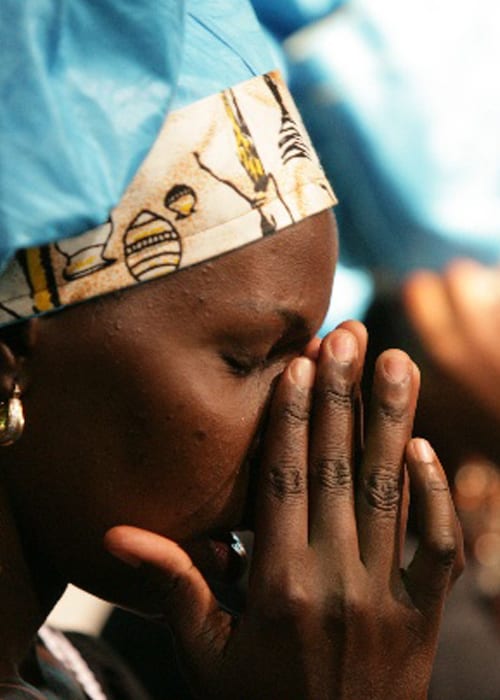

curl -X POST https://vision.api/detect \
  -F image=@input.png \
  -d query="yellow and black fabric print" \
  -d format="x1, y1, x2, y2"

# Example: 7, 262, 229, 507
55, 221, 116, 281
194, 86, 294, 236
18, 246, 60, 315
222, 90, 269, 194
164, 184, 197, 219
264, 74, 312, 165
123, 210, 182, 282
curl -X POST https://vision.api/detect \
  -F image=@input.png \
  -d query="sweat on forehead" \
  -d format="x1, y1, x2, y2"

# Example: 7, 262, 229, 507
0, 72, 336, 328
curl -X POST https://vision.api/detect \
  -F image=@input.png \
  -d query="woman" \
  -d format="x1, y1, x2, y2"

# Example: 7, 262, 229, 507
0, 1, 462, 698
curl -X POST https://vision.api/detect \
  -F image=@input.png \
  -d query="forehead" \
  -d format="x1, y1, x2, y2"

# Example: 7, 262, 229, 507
147, 209, 338, 327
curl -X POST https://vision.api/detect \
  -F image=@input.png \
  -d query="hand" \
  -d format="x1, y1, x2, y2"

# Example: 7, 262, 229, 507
105, 321, 463, 700
404, 259, 500, 423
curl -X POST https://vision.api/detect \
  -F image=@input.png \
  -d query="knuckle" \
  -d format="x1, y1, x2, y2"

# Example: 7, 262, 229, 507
339, 593, 365, 621
259, 576, 312, 621
363, 465, 401, 513
328, 586, 366, 622
317, 383, 353, 412
278, 400, 309, 427
378, 399, 409, 424
425, 477, 449, 495
278, 584, 311, 619
312, 456, 352, 493
429, 536, 458, 569
265, 462, 306, 501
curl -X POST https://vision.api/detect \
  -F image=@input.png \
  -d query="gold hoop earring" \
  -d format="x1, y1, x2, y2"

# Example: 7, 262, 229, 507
0, 383, 24, 446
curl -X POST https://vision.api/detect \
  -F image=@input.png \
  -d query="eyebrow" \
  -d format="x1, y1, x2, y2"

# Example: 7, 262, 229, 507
276, 308, 310, 335
230, 302, 314, 353
231, 300, 310, 333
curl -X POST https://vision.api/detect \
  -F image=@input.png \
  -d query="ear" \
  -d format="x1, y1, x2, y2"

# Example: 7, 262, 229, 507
0, 319, 38, 399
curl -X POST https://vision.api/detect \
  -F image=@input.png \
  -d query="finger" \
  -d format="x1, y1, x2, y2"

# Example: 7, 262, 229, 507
443, 259, 500, 347
441, 260, 500, 415
403, 270, 467, 370
336, 320, 368, 455
357, 350, 419, 576
104, 526, 229, 658
251, 357, 315, 571
405, 266, 500, 418
304, 336, 321, 361
308, 329, 359, 555
404, 439, 464, 615
335, 319, 368, 386
304, 321, 368, 373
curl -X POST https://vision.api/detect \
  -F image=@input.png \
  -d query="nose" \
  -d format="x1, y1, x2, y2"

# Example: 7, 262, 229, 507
239, 370, 282, 531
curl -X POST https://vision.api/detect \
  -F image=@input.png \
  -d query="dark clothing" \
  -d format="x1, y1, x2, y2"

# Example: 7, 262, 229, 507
0, 629, 150, 700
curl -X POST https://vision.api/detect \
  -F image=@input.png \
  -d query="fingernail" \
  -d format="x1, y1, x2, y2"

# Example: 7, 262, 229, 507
413, 438, 435, 462
289, 357, 315, 388
382, 353, 410, 383
107, 546, 142, 568
327, 330, 356, 363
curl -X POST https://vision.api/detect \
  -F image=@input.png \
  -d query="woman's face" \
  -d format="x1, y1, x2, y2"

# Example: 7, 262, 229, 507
3, 211, 337, 606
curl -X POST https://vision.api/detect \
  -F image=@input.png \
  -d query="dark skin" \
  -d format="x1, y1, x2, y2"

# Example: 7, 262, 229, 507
0, 211, 462, 697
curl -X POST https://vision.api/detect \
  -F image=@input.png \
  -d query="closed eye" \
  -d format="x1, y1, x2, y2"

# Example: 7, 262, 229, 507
221, 353, 267, 378
221, 327, 315, 379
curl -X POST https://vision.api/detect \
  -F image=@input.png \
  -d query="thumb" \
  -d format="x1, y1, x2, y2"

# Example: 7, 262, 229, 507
104, 526, 231, 657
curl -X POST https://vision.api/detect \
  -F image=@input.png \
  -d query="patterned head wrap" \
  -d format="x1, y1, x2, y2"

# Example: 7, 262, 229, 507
0, 3, 336, 327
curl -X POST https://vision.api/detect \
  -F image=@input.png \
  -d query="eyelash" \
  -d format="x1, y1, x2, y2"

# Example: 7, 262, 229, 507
221, 334, 312, 378
221, 353, 267, 378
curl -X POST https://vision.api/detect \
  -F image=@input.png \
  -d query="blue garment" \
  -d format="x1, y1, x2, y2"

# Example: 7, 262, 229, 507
171, 1, 274, 111
251, 0, 346, 39
285, 0, 500, 274
0, 0, 274, 271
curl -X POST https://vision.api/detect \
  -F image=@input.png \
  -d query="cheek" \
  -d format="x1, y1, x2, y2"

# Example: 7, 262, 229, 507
119, 368, 266, 538
27, 323, 272, 541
